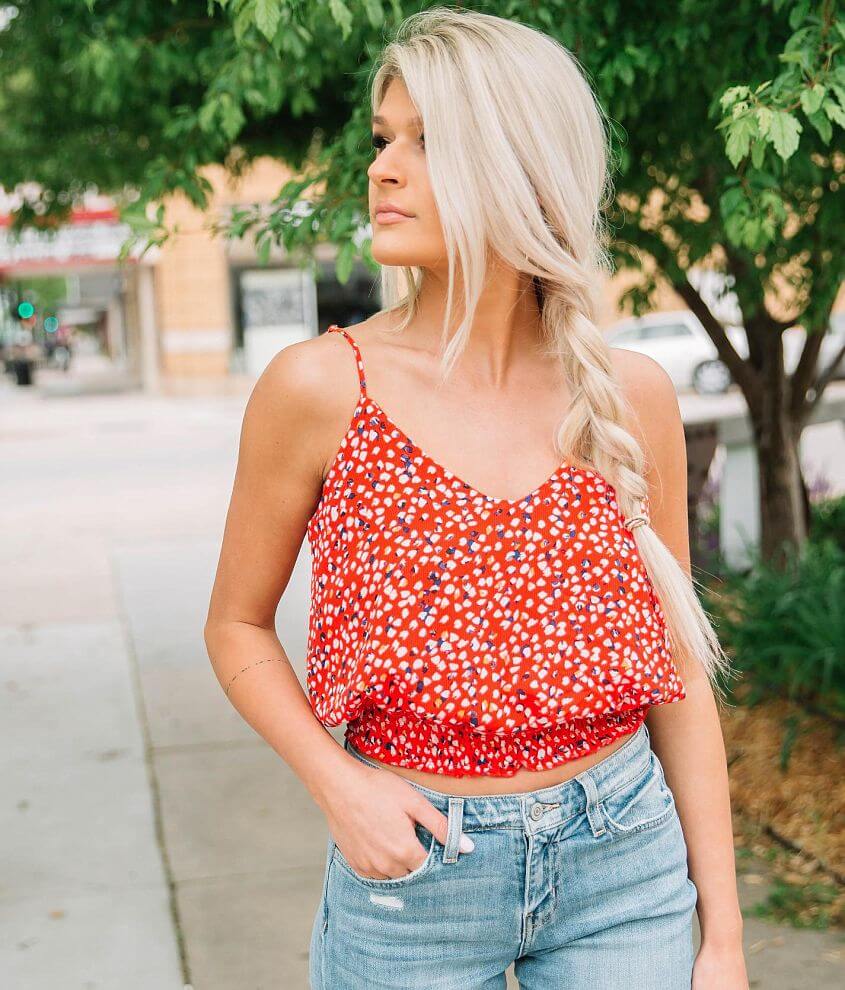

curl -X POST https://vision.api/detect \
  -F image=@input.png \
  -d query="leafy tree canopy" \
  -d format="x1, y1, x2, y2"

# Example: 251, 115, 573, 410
1, 3, 843, 483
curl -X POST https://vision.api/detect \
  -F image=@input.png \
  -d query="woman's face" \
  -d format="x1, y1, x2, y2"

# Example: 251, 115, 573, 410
367, 77, 446, 269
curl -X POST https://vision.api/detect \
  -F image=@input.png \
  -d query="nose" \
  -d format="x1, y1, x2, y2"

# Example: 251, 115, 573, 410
368, 157, 400, 185
368, 144, 408, 185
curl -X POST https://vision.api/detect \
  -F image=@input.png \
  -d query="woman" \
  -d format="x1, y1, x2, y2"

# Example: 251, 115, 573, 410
204, 8, 748, 989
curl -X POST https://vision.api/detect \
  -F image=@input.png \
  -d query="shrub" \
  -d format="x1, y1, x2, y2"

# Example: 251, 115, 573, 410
810, 494, 845, 551
704, 537, 845, 720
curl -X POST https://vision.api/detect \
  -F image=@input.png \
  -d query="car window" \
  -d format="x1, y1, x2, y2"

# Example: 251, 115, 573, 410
641, 323, 693, 339
610, 327, 643, 344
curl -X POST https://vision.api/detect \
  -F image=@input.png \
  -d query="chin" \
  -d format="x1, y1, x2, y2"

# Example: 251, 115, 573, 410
371, 243, 423, 267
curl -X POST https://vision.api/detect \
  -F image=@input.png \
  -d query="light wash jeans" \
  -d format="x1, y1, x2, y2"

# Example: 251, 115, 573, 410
309, 721, 698, 989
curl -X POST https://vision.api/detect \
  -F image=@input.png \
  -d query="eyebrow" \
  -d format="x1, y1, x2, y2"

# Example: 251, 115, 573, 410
371, 114, 423, 128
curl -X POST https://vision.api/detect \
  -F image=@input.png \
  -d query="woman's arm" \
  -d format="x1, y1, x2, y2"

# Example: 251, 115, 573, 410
203, 338, 354, 810
616, 352, 747, 973
203, 334, 453, 879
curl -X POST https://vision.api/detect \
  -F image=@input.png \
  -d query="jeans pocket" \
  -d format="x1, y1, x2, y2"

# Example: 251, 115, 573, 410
600, 753, 677, 835
331, 822, 438, 887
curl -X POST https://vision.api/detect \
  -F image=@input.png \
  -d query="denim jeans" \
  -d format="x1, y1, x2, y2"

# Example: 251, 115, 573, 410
309, 721, 698, 989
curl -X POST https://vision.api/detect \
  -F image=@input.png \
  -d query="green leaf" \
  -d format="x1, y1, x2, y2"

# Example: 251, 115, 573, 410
617, 57, 635, 86
768, 110, 802, 160
807, 108, 832, 142
120, 208, 157, 233
335, 239, 355, 284
756, 106, 773, 137
219, 93, 246, 141
719, 85, 752, 111
725, 115, 757, 167
362, 0, 384, 28
328, 0, 353, 39
256, 234, 272, 265
800, 83, 825, 116
823, 97, 845, 128
723, 208, 748, 247
788, 0, 811, 31
742, 216, 762, 250
254, 0, 281, 42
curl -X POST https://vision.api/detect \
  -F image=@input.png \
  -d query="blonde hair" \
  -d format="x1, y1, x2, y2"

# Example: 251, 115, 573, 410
368, 6, 733, 699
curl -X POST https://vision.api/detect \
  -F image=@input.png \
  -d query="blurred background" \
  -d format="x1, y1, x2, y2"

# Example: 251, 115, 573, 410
1, 2, 843, 988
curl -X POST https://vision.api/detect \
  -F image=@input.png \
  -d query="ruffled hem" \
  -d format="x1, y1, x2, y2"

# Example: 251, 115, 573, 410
345, 702, 661, 778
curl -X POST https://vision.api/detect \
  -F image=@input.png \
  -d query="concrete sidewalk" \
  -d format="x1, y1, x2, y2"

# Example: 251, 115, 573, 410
1, 377, 842, 988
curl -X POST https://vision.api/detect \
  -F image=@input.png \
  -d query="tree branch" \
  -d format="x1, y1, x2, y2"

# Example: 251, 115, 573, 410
789, 248, 840, 423
803, 333, 845, 420
672, 276, 758, 399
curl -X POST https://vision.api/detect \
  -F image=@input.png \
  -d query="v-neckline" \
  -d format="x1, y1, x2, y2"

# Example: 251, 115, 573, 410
359, 393, 599, 509
326, 322, 603, 509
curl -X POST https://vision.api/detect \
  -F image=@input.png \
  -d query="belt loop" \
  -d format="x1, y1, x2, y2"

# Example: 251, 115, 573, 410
442, 797, 465, 863
576, 770, 607, 838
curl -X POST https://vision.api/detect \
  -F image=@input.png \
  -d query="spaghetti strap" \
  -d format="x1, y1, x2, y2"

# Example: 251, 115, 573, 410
327, 324, 368, 400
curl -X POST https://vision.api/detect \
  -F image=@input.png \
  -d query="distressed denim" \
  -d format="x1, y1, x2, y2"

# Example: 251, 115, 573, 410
309, 721, 698, 989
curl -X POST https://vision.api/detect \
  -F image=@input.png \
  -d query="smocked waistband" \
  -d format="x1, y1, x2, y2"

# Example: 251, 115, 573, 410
344, 720, 654, 832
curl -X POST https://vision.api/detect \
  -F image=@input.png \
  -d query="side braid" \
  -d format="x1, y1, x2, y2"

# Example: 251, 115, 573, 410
542, 279, 733, 698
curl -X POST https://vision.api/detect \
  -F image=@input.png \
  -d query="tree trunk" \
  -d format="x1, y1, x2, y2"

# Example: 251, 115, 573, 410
745, 329, 808, 567
798, 463, 813, 539
661, 241, 834, 571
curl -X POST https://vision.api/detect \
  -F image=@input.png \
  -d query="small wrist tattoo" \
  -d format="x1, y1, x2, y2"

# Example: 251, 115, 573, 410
224, 657, 288, 697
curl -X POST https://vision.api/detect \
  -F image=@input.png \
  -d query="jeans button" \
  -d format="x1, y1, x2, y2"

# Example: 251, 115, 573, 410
530, 803, 544, 820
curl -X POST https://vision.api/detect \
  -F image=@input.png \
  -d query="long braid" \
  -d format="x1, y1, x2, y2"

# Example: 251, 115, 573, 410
545, 280, 733, 698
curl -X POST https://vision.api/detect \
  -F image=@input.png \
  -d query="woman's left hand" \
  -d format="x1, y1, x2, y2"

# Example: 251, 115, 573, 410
692, 941, 749, 989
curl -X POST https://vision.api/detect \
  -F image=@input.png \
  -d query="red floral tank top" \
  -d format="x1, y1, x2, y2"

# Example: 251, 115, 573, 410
305, 325, 686, 777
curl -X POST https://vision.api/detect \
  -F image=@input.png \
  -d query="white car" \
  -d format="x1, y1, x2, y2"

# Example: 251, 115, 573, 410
781, 323, 845, 383
605, 310, 845, 395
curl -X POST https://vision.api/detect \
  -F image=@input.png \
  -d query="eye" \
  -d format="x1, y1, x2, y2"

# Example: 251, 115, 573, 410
370, 133, 425, 153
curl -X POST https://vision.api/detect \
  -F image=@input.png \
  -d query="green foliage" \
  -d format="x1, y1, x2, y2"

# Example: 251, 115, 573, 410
750, 873, 842, 930
715, 0, 844, 253
704, 535, 845, 719
0, 1, 842, 320
0, 0, 378, 248
810, 493, 845, 549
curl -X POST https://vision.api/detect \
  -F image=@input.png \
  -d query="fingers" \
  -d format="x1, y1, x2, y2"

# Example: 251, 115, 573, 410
410, 792, 450, 845
409, 793, 475, 852
342, 833, 427, 880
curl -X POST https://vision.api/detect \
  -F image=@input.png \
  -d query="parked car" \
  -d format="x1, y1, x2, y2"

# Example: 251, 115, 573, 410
605, 310, 845, 395
605, 311, 746, 394
789, 315, 845, 381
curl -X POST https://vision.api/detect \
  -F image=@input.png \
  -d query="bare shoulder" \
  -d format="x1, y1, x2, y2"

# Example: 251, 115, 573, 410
608, 347, 685, 480
251, 311, 394, 418
609, 347, 679, 420
243, 326, 371, 482
255, 329, 340, 403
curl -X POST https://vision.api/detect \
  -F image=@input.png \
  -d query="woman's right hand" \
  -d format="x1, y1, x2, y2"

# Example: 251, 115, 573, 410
323, 760, 474, 880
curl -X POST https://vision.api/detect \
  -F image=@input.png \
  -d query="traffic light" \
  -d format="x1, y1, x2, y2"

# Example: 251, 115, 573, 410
17, 300, 34, 319
44, 316, 58, 333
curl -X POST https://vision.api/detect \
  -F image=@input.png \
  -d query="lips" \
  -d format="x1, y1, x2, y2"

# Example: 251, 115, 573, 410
375, 203, 414, 219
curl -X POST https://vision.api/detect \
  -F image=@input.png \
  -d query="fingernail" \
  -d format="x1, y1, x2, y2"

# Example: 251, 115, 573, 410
459, 832, 475, 852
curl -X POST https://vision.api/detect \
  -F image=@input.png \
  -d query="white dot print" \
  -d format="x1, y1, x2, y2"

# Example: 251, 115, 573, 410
304, 326, 686, 777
